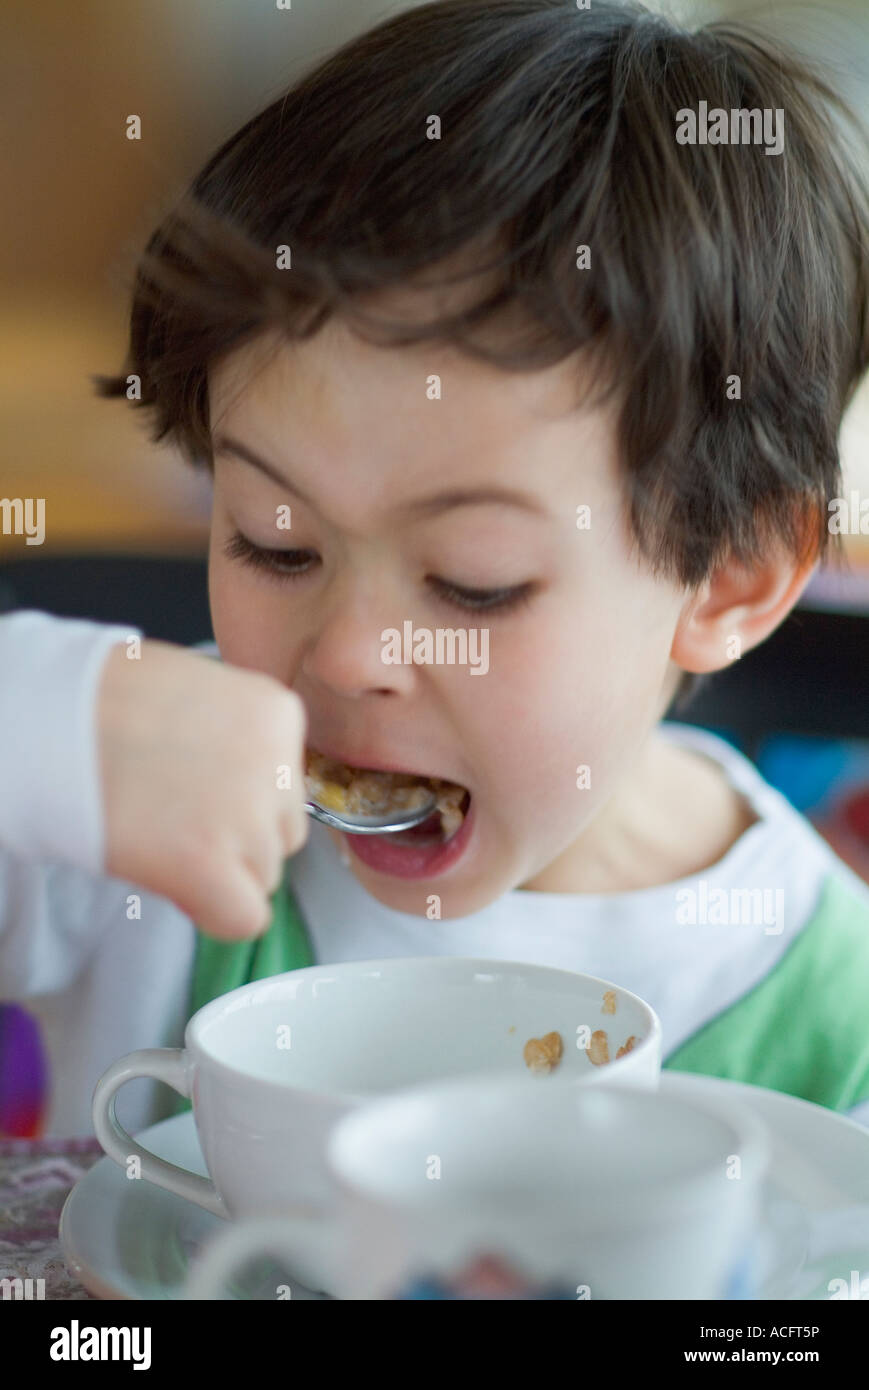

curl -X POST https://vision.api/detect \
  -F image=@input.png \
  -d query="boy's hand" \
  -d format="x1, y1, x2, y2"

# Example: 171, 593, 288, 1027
97, 640, 309, 940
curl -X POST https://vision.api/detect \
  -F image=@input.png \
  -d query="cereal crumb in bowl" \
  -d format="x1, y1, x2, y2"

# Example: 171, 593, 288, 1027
523, 1031, 564, 1074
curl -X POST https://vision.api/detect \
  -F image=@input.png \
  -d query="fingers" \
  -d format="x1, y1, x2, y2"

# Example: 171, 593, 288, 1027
187, 859, 274, 941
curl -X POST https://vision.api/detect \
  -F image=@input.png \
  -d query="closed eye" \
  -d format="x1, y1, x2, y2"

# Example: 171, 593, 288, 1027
426, 577, 535, 614
222, 531, 317, 576
222, 530, 536, 614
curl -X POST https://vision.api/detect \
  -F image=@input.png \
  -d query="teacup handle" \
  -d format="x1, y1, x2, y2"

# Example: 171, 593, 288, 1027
91, 1048, 227, 1219
183, 1212, 337, 1300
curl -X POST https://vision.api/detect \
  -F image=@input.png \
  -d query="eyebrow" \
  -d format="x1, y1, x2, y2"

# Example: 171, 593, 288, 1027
212, 434, 548, 519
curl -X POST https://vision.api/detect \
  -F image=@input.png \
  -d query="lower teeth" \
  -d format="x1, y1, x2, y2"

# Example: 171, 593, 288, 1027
394, 796, 470, 846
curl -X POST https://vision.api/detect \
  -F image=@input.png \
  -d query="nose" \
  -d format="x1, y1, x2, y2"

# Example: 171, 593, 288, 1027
298, 582, 416, 700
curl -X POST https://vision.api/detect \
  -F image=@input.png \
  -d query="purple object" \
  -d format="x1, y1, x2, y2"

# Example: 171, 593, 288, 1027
0, 1004, 48, 1137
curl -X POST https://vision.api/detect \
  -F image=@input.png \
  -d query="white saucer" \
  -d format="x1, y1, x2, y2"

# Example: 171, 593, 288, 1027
60, 1072, 869, 1300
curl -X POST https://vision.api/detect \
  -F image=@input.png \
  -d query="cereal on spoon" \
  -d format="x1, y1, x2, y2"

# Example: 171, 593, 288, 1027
304, 749, 468, 836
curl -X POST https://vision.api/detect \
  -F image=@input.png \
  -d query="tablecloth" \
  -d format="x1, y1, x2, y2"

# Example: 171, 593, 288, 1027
0, 1135, 103, 1299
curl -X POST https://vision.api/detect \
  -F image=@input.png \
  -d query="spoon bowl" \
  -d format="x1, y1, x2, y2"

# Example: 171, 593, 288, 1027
304, 793, 439, 835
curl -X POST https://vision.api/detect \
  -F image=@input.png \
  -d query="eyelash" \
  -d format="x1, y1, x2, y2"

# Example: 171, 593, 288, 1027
221, 530, 535, 615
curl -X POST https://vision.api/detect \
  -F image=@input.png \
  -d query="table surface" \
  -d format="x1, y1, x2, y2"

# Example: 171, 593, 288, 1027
0, 1136, 104, 1300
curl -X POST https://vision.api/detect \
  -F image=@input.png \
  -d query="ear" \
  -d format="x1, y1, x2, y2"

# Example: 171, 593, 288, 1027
670, 535, 820, 675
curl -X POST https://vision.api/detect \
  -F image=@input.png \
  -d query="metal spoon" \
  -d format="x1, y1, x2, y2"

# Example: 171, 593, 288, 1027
304, 791, 438, 835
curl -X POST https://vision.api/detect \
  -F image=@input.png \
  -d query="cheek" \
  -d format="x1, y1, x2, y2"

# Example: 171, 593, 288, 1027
208, 557, 290, 676
466, 602, 671, 824
207, 554, 245, 654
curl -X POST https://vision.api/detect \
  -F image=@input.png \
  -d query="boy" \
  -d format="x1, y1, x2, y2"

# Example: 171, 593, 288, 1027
2, 0, 869, 1139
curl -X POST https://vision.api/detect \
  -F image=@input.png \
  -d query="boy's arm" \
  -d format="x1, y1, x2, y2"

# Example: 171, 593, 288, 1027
0, 609, 140, 873
0, 608, 310, 959
0, 610, 143, 998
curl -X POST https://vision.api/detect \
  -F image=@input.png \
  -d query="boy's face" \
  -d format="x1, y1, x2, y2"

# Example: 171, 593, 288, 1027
207, 315, 692, 917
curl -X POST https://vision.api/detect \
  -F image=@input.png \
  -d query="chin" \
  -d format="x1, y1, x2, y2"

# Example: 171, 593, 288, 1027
352, 862, 507, 920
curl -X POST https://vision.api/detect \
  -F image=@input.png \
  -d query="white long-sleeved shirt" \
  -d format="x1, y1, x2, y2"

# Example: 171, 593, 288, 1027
2, 608, 869, 1138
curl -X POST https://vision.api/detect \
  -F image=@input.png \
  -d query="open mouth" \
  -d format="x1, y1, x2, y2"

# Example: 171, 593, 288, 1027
304, 749, 471, 842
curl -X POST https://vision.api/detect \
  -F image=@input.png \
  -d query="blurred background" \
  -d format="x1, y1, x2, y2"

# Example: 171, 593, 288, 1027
1, 1, 868, 1132
1, 0, 868, 560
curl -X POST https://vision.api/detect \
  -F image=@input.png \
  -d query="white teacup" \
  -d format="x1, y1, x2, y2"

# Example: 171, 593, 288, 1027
185, 1077, 770, 1301
92, 957, 660, 1294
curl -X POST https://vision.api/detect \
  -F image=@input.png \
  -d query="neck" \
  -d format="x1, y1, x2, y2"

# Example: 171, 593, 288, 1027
518, 728, 756, 895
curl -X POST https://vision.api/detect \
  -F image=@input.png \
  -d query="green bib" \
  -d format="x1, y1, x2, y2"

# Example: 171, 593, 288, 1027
164, 867, 315, 1119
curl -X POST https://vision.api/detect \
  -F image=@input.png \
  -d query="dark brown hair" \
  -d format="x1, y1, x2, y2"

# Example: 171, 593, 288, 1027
94, 0, 869, 705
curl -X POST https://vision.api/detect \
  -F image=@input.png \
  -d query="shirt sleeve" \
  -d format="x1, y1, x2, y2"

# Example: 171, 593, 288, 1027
0, 609, 142, 875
